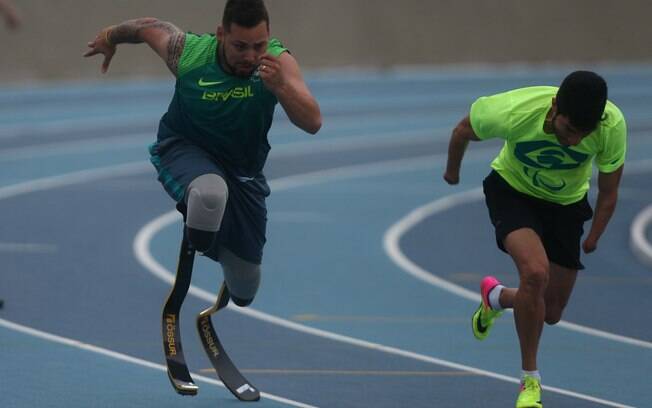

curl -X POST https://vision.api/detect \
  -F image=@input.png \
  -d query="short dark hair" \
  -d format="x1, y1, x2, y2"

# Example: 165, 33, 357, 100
556, 70, 608, 132
222, 0, 270, 31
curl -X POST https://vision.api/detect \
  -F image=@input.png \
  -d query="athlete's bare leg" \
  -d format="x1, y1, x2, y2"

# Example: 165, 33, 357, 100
503, 228, 549, 371
494, 263, 578, 324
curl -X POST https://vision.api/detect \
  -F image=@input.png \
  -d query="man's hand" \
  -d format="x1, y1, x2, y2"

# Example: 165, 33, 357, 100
582, 235, 598, 254
261, 52, 321, 134
443, 170, 460, 185
83, 26, 117, 74
584, 166, 623, 255
258, 54, 284, 92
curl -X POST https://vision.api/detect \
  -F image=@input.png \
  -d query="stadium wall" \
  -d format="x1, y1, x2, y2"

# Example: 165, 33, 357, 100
1, 0, 651, 83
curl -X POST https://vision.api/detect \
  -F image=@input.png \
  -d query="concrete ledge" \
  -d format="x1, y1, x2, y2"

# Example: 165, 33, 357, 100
1, 0, 652, 82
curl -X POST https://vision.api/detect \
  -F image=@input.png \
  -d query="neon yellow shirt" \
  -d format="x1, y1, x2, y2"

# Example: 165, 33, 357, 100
470, 86, 626, 205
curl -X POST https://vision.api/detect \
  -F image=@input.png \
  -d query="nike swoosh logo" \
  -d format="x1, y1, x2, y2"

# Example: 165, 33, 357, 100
475, 314, 488, 333
198, 78, 225, 87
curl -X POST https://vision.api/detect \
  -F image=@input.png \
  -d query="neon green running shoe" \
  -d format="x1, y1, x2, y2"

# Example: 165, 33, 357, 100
471, 276, 503, 340
516, 376, 542, 408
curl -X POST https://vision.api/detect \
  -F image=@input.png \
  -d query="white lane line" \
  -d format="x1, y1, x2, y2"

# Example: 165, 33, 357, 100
0, 242, 57, 253
135, 213, 633, 408
0, 96, 444, 140
384, 160, 652, 350
271, 128, 447, 157
0, 318, 316, 408
0, 162, 151, 200
0, 134, 152, 162
0, 151, 643, 407
133, 155, 633, 408
0, 115, 159, 140
0, 153, 469, 408
384, 188, 486, 301
0, 161, 317, 407
383, 189, 652, 350
0, 154, 462, 408
618, 160, 652, 270
0, 126, 444, 163
631, 205, 652, 268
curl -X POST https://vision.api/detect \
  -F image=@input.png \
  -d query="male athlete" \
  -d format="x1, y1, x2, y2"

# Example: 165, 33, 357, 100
85, 0, 320, 310
84, 0, 321, 397
443, 71, 626, 407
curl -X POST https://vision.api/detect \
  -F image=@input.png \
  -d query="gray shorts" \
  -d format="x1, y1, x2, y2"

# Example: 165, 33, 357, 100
149, 137, 270, 264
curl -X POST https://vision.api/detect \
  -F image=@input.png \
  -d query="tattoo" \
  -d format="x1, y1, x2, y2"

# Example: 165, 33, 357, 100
108, 18, 185, 75
109, 18, 181, 45
166, 32, 186, 76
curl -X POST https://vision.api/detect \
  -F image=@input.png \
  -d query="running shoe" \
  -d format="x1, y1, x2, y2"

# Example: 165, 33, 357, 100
516, 375, 542, 408
471, 276, 503, 340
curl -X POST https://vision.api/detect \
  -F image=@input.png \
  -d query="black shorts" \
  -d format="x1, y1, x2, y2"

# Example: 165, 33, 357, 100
483, 171, 593, 270
149, 137, 269, 264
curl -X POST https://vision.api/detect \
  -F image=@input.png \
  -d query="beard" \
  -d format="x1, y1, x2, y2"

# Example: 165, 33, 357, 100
233, 64, 257, 78
219, 45, 257, 78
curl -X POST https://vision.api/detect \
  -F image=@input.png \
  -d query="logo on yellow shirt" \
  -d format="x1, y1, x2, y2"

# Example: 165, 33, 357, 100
514, 141, 589, 192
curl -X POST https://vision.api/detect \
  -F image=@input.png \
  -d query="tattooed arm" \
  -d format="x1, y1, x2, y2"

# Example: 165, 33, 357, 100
84, 18, 185, 76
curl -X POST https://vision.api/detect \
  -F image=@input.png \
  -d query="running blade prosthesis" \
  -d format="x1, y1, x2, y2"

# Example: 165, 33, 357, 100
197, 282, 260, 401
162, 236, 198, 395
162, 235, 259, 400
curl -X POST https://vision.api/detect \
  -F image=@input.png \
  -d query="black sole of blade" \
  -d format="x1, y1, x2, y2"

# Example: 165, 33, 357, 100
167, 370, 199, 396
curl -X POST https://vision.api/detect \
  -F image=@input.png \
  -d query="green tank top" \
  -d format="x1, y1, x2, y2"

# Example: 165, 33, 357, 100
157, 33, 288, 176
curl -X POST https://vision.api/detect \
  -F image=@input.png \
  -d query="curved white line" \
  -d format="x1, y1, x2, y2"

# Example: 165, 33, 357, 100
134, 153, 450, 300
0, 126, 440, 163
384, 181, 652, 350
134, 157, 633, 408
0, 134, 151, 162
384, 188, 485, 302
0, 318, 316, 408
0, 155, 449, 408
0, 151, 636, 407
0, 161, 151, 200
630, 205, 652, 268
0, 161, 317, 407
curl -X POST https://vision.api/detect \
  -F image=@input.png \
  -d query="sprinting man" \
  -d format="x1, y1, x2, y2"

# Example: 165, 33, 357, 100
443, 71, 626, 407
0, 0, 20, 30
85, 0, 319, 307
